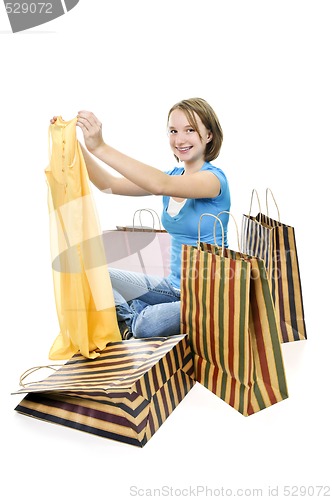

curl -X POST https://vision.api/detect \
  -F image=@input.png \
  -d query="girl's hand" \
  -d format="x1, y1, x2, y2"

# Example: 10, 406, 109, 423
76, 111, 105, 155
50, 116, 57, 124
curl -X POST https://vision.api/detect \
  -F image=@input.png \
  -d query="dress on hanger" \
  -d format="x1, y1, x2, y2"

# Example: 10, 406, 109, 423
45, 116, 121, 360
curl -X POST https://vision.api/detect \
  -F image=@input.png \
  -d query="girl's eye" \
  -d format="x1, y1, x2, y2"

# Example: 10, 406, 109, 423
168, 128, 195, 134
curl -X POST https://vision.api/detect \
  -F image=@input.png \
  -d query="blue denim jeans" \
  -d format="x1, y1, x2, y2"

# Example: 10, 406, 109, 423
109, 268, 181, 338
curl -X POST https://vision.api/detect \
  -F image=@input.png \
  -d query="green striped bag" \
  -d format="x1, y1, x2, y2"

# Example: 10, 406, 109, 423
13, 335, 195, 447
241, 189, 307, 343
181, 214, 288, 416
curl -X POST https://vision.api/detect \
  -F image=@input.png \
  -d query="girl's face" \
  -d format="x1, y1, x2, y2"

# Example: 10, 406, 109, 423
167, 109, 212, 166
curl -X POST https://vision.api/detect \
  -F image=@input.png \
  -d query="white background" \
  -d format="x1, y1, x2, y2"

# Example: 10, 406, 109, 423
1, 1, 331, 499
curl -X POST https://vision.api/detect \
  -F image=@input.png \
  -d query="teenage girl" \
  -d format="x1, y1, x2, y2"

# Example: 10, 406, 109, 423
52, 97, 230, 339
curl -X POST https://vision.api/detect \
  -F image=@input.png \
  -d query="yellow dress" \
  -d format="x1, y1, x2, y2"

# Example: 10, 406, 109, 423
45, 116, 121, 360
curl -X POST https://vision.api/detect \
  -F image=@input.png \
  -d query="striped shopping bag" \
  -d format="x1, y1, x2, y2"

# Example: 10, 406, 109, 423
241, 189, 307, 343
13, 335, 195, 447
181, 213, 288, 416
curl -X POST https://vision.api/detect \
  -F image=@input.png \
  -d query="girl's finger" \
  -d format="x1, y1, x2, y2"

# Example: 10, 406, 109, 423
77, 111, 101, 128
77, 115, 93, 128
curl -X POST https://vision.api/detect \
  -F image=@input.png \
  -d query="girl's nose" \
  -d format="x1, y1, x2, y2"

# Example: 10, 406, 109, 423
174, 132, 186, 144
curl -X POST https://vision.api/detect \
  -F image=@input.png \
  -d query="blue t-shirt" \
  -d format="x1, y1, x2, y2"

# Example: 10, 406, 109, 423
161, 162, 231, 289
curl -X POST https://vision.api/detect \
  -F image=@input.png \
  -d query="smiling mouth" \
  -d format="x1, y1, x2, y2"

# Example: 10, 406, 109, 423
176, 147, 192, 153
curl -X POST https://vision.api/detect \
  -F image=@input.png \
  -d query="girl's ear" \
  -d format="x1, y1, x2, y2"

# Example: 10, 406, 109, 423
206, 132, 213, 143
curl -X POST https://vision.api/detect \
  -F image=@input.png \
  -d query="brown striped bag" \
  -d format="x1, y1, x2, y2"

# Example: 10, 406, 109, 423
181, 213, 288, 416
241, 189, 307, 343
13, 335, 195, 447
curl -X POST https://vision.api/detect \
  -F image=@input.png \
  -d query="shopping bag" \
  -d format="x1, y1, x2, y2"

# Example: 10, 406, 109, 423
13, 335, 195, 447
181, 213, 288, 416
103, 209, 171, 277
241, 189, 307, 343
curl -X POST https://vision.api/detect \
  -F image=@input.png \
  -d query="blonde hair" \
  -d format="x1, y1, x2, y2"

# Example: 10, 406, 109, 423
167, 97, 223, 162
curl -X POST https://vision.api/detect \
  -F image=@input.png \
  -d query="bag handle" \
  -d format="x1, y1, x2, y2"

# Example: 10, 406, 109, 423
248, 188, 262, 217
199, 211, 245, 259
216, 210, 246, 259
266, 188, 281, 221
131, 208, 162, 231
246, 188, 263, 224
19, 364, 62, 388
198, 213, 225, 251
